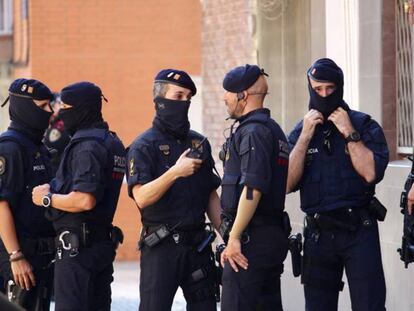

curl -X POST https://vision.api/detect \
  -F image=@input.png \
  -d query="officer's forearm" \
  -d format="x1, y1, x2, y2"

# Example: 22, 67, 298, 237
229, 187, 262, 239
347, 141, 376, 183
50, 191, 96, 213
132, 167, 179, 209
0, 201, 21, 254
206, 191, 221, 231
287, 135, 310, 193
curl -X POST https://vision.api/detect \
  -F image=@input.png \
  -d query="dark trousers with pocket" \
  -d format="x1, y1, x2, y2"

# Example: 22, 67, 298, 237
221, 225, 289, 311
139, 236, 218, 311
302, 221, 386, 311
54, 240, 115, 311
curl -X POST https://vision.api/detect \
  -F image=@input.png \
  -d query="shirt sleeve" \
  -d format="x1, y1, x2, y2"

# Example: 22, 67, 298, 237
70, 141, 107, 201
0, 142, 26, 203
361, 118, 389, 184
287, 120, 303, 151
126, 142, 155, 198
239, 126, 274, 194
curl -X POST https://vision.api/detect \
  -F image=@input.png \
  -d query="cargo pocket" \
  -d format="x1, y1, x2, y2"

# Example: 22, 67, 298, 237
300, 172, 321, 207
340, 168, 363, 196
220, 174, 240, 210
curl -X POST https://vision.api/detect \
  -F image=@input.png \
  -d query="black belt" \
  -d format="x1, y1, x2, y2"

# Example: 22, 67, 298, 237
144, 225, 208, 246
20, 236, 55, 256
306, 206, 372, 232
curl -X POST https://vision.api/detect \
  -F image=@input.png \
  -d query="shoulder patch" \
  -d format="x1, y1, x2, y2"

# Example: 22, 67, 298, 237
0, 156, 6, 175
129, 158, 135, 177
191, 140, 203, 153
159, 144, 170, 156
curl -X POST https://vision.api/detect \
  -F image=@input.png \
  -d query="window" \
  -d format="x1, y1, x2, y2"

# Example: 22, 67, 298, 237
0, 0, 12, 35
397, 0, 414, 153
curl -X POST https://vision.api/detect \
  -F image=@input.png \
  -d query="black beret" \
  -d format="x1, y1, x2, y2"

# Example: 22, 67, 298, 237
307, 58, 344, 86
154, 69, 197, 96
60, 81, 102, 107
223, 64, 268, 93
8, 78, 53, 100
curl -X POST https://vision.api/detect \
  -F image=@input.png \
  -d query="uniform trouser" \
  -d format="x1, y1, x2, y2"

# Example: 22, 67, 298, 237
0, 241, 54, 311
54, 240, 115, 311
139, 238, 217, 311
221, 225, 289, 311
303, 221, 386, 311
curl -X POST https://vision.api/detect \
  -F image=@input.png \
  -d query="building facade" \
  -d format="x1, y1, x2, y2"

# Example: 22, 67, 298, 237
201, 0, 411, 309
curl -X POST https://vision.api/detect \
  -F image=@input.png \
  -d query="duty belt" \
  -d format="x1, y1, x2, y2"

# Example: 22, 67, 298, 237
20, 236, 55, 256
305, 206, 373, 232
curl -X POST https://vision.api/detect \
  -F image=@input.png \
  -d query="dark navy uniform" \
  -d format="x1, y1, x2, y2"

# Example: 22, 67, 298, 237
0, 129, 55, 310
288, 107, 389, 311
220, 108, 289, 311
127, 124, 221, 311
46, 123, 126, 311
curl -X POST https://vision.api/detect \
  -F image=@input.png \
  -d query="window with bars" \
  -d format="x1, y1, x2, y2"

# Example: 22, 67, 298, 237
0, 0, 12, 35
397, 0, 414, 153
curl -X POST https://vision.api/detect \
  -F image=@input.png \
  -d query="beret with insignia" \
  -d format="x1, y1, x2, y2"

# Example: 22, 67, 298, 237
154, 69, 197, 96
307, 58, 344, 87
8, 78, 53, 101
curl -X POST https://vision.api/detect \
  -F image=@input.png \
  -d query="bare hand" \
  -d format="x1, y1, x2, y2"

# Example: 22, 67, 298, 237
11, 258, 36, 290
327, 107, 355, 137
32, 184, 50, 206
172, 149, 202, 178
220, 237, 248, 272
301, 109, 324, 141
408, 184, 414, 215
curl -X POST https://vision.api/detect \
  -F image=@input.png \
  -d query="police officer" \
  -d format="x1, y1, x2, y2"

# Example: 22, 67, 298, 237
32, 81, 126, 311
0, 79, 55, 310
127, 69, 222, 311
219, 65, 289, 311
287, 58, 389, 310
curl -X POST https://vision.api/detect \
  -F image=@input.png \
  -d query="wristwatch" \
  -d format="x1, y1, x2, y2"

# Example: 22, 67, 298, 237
345, 131, 361, 144
42, 192, 53, 208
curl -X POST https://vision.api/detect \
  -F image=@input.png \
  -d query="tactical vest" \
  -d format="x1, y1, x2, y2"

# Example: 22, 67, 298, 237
299, 111, 375, 214
221, 111, 289, 220
0, 130, 54, 237
47, 128, 126, 230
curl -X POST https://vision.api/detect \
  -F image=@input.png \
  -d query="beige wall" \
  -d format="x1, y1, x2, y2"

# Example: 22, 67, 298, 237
256, 0, 326, 134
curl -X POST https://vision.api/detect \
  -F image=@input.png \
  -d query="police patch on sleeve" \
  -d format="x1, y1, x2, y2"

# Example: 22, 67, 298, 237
0, 156, 6, 175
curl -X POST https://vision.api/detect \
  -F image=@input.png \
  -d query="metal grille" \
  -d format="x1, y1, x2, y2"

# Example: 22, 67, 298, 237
397, 0, 414, 153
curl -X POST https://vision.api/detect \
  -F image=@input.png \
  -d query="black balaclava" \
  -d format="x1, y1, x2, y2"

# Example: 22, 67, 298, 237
6, 78, 53, 143
58, 81, 104, 135
9, 97, 52, 142
151, 69, 197, 140
153, 97, 191, 140
307, 58, 347, 119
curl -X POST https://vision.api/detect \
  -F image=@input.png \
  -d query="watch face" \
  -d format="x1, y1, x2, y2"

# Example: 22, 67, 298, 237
351, 132, 360, 141
42, 196, 50, 207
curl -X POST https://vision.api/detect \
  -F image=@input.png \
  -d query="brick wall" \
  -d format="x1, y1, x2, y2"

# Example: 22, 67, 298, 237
10, 0, 202, 260
201, 0, 256, 164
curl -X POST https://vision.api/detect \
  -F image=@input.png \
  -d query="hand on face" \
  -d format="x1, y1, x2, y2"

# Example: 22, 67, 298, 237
327, 107, 355, 137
